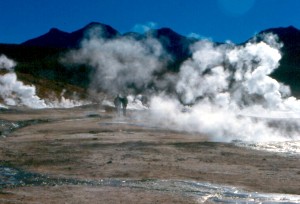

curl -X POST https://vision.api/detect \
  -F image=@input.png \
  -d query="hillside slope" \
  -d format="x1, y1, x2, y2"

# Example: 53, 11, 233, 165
1, 23, 300, 99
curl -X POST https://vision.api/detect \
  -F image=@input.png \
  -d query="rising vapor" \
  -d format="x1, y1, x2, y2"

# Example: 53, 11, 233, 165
0, 54, 16, 70
0, 54, 89, 109
150, 33, 300, 142
65, 27, 300, 144
0, 54, 47, 108
64, 27, 170, 96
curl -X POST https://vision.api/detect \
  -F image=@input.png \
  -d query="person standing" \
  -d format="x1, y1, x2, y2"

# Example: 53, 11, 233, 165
114, 94, 128, 116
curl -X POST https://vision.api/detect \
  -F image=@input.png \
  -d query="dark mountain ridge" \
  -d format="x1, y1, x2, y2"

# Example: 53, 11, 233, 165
1, 22, 300, 97
261, 26, 300, 48
22, 22, 120, 48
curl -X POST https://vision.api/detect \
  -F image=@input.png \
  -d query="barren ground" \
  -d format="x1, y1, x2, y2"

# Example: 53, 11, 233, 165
0, 105, 299, 203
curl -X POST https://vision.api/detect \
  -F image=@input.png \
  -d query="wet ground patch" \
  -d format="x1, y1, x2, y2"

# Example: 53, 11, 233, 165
0, 164, 88, 189
171, 141, 220, 149
0, 119, 50, 137
79, 141, 157, 150
1, 164, 299, 203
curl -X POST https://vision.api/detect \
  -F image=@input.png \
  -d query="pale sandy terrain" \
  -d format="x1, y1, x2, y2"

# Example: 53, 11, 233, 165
0, 105, 299, 203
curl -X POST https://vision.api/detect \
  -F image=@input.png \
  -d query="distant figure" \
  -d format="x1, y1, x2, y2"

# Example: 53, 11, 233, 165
114, 95, 128, 116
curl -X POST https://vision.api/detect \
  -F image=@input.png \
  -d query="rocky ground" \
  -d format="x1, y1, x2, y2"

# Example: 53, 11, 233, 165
0, 105, 299, 203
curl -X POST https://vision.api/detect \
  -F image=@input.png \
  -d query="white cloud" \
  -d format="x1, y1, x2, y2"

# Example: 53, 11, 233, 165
132, 22, 158, 33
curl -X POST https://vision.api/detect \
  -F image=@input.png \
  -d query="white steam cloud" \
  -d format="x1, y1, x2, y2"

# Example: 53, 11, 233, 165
132, 22, 158, 34
0, 54, 16, 70
176, 35, 286, 109
0, 54, 88, 109
0, 73, 47, 108
149, 96, 285, 142
65, 29, 169, 95
0, 54, 46, 108
65, 29, 300, 144
149, 33, 300, 143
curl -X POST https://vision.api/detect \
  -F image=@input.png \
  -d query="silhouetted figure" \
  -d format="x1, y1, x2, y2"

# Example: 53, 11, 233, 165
114, 95, 128, 116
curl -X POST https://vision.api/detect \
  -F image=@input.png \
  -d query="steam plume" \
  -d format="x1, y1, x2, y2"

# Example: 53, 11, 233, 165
0, 54, 16, 70
0, 54, 46, 108
0, 54, 88, 109
132, 22, 158, 33
64, 27, 169, 96
65, 28, 300, 143
149, 33, 300, 143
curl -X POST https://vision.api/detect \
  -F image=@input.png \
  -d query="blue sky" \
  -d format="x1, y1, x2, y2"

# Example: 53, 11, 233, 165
1, 0, 300, 44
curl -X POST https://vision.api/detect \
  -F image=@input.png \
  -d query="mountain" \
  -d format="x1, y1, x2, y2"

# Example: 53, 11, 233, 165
1, 22, 300, 98
20, 23, 195, 71
22, 22, 120, 48
261, 26, 300, 48
148, 28, 196, 71
22, 23, 195, 64
22, 28, 71, 48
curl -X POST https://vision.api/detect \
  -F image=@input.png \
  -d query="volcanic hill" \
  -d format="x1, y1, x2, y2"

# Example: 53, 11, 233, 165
0, 22, 300, 98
